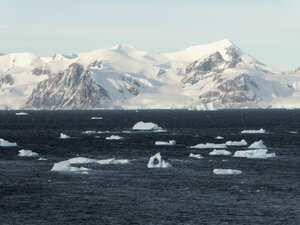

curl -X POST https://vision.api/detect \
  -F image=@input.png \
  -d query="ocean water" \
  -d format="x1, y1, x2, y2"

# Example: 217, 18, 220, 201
0, 109, 299, 225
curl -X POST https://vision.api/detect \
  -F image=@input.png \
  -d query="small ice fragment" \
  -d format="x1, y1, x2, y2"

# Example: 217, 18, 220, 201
290, 131, 298, 134
105, 135, 124, 140
18, 149, 39, 157
234, 149, 275, 159
147, 152, 172, 168
15, 112, 28, 116
189, 153, 203, 159
215, 136, 224, 140
82, 130, 96, 134
91, 117, 102, 120
213, 169, 242, 175
38, 157, 47, 161
225, 139, 247, 146
248, 140, 267, 149
0, 138, 17, 147
60, 133, 71, 139
209, 149, 232, 156
190, 143, 227, 149
155, 140, 176, 146
132, 121, 163, 131
241, 128, 266, 134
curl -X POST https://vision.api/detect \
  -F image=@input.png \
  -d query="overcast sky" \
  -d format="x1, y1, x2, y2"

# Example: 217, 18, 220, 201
0, 0, 299, 71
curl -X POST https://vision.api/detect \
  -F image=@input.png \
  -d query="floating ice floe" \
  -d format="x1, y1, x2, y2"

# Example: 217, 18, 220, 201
215, 136, 224, 140
82, 130, 96, 134
189, 153, 203, 159
91, 117, 103, 120
213, 169, 242, 175
155, 140, 176, 146
132, 121, 163, 131
18, 149, 39, 157
51, 160, 91, 173
67, 157, 130, 165
190, 143, 227, 149
38, 157, 47, 161
248, 140, 267, 149
15, 112, 28, 116
60, 133, 71, 139
225, 139, 247, 146
0, 138, 17, 147
209, 149, 232, 156
290, 131, 298, 134
105, 135, 124, 140
147, 152, 172, 168
233, 149, 275, 159
241, 128, 266, 134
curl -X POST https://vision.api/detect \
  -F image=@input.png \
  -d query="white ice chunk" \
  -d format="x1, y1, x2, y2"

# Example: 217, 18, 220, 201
241, 128, 266, 134
213, 169, 242, 175
290, 131, 298, 134
234, 149, 275, 159
225, 139, 247, 146
147, 152, 172, 168
248, 140, 267, 149
60, 133, 71, 139
0, 138, 17, 147
215, 136, 224, 140
132, 121, 163, 131
51, 160, 91, 173
189, 153, 203, 159
38, 157, 47, 161
91, 117, 103, 120
82, 130, 96, 134
68, 157, 97, 164
190, 143, 227, 149
97, 158, 130, 165
18, 149, 39, 157
67, 157, 130, 165
209, 149, 232, 156
105, 135, 124, 140
15, 112, 28, 116
155, 140, 176, 146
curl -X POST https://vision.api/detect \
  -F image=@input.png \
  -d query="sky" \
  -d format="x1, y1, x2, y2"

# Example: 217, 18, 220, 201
0, 0, 299, 71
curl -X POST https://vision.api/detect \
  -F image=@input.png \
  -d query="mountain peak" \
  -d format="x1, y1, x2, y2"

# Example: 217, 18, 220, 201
111, 44, 137, 51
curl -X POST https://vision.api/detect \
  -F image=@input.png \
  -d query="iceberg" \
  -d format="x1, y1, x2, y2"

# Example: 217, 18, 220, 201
290, 131, 298, 134
105, 135, 124, 140
60, 133, 71, 139
241, 128, 266, 134
189, 153, 203, 159
38, 157, 47, 161
155, 140, 176, 146
213, 169, 242, 175
132, 121, 163, 131
97, 158, 130, 165
18, 149, 39, 157
215, 136, 224, 140
91, 117, 103, 120
15, 112, 28, 116
67, 157, 130, 165
234, 149, 276, 159
147, 152, 172, 168
209, 149, 232, 156
225, 139, 247, 146
0, 138, 17, 147
68, 157, 97, 164
51, 160, 91, 173
190, 143, 227, 149
82, 130, 96, 134
248, 140, 267, 149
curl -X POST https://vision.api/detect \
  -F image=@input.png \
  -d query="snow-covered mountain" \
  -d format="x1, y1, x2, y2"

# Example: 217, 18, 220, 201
1, 39, 300, 110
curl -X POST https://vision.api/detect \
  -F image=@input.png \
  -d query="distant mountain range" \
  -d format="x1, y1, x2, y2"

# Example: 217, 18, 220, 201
1, 39, 300, 110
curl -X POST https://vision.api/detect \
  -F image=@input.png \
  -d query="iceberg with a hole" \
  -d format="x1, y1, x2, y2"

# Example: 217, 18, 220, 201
132, 121, 163, 131
226, 139, 247, 146
18, 149, 39, 157
60, 133, 71, 139
241, 128, 266, 134
51, 160, 91, 173
155, 140, 176, 146
0, 138, 17, 147
234, 149, 275, 159
248, 140, 267, 149
105, 135, 124, 140
209, 149, 232, 156
190, 143, 227, 149
147, 152, 171, 168
189, 153, 203, 159
213, 169, 242, 175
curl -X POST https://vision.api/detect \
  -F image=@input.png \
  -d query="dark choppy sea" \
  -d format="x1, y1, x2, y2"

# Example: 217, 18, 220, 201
0, 109, 299, 225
